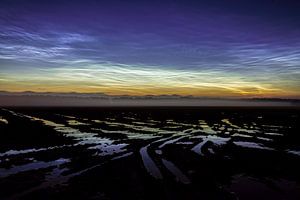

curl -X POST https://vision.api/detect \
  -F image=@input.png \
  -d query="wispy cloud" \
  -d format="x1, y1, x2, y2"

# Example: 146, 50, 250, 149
1, 62, 296, 98
0, 0, 300, 98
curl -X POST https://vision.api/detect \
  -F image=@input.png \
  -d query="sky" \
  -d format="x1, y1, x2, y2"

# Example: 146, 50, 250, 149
0, 0, 300, 98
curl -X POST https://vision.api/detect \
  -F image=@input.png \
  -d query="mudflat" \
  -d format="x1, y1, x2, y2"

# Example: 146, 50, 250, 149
0, 107, 300, 200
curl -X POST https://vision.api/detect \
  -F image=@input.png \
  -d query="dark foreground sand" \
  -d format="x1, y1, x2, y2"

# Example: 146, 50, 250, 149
0, 107, 300, 200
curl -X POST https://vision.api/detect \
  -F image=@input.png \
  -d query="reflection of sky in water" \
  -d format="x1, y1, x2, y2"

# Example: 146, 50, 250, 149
2, 109, 130, 158
233, 141, 273, 150
0, 158, 69, 178
0, 116, 8, 124
0, 108, 299, 197
162, 159, 191, 184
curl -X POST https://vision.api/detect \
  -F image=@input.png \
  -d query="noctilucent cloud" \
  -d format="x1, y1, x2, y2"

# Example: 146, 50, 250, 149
0, 0, 300, 98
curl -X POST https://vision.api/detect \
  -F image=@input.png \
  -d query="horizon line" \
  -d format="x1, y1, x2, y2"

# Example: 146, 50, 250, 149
1, 91, 300, 101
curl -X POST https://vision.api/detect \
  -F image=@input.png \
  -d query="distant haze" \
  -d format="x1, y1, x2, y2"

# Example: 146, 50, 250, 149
0, 92, 298, 107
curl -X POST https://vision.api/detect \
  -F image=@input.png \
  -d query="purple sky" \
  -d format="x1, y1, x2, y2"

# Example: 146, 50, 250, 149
0, 0, 300, 98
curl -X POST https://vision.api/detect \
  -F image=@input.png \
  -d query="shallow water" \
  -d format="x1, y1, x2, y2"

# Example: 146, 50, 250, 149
0, 107, 299, 199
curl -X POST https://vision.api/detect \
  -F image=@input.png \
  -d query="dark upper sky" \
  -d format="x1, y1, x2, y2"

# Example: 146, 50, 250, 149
0, 0, 300, 98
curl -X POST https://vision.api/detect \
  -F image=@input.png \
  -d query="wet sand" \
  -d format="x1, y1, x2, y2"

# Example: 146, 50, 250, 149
0, 107, 300, 200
